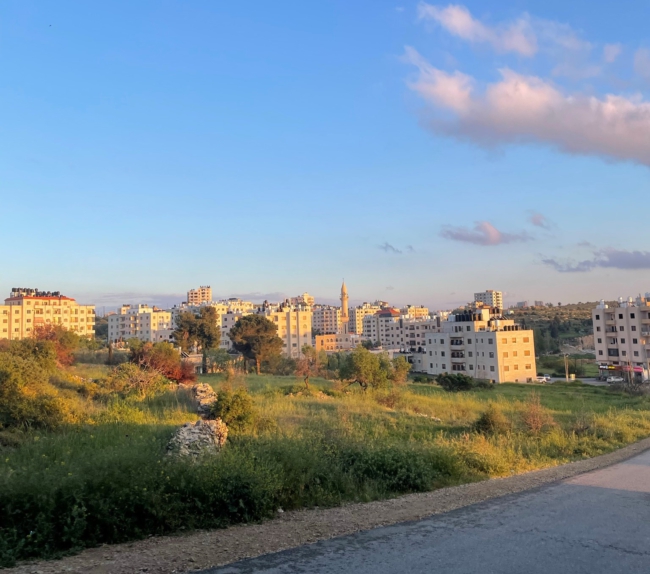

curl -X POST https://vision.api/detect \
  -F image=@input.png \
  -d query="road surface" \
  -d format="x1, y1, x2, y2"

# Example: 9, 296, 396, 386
201, 449, 650, 574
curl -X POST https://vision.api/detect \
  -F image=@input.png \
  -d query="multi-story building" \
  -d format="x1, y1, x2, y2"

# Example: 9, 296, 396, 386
187, 286, 212, 305
362, 309, 437, 351
593, 296, 650, 380
534, 300, 545, 307
314, 333, 362, 353
0, 288, 95, 340
312, 305, 341, 335
108, 304, 173, 344
349, 302, 384, 334
258, 302, 312, 358
400, 305, 430, 319
474, 290, 503, 310
290, 292, 315, 307
411, 307, 536, 383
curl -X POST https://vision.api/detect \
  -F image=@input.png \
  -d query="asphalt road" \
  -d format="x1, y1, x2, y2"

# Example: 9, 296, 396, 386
202, 449, 650, 574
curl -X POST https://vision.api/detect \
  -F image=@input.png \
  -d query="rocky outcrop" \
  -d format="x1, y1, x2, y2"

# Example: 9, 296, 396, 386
167, 419, 228, 458
191, 383, 218, 419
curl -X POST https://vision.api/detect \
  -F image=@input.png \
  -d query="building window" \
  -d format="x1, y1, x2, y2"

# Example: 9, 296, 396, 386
525, 364, 532, 370
467, 338, 472, 343
599, 350, 603, 355
501, 338, 507, 344
597, 338, 602, 343
442, 364, 446, 369
523, 337, 530, 343
489, 352, 494, 358
631, 313, 636, 319
622, 351, 627, 356
504, 366, 510, 371
512, 338, 517, 343
634, 351, 639, 357
621, 338, 626, 344
490, 366, 495, 372
513, 351, 518, 357
595, 314, 600, 320
596, 327, 601, 331
514, 365, 519, 370
619, 314, 623, 319
633, 338, 638, 344
619, 326, 624, 331
632, 326, 637, 331
488, 338, 493, 344
503, 352, 508, 358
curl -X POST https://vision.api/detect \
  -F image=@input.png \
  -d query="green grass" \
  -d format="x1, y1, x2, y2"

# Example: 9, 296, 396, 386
3, 374, 650, 566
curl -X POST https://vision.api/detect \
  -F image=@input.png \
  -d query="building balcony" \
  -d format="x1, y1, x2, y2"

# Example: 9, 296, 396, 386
451, 356, 465, 362
605, 319, 616, 325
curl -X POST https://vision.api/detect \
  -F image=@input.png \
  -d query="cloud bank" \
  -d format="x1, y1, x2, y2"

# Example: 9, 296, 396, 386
405, 47, 650, 166
440, 221, 531, 246
542, 249, 650, 272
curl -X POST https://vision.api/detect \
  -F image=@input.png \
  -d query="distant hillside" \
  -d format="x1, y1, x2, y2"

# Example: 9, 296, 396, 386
508, 302, 615, 354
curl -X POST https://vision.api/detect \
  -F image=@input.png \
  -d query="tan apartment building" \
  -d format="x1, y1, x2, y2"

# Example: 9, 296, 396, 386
474, 290, 503, 310
593, 296, 650, 380
314, 333, 362, 353
187, 286, 212, 305
400, 305, 430, 319
108, 304, 173, 344
412, 307, 536, 383
290, 292, 315, 306
0, 288, 95, 340
349, 302, 385, 334
259, 302, 312, 358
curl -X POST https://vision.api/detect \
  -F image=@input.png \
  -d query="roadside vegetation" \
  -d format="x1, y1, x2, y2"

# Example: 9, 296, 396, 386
2, 332, 650, 567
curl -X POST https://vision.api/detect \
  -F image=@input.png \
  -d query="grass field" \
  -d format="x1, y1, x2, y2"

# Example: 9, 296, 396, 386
2, 372, 650, 566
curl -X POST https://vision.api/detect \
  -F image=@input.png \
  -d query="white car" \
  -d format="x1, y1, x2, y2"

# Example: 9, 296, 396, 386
606, 376, 624, 384
536, 375, 552, 383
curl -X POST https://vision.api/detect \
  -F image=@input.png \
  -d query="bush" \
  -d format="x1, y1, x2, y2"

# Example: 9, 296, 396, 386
437, 373, 475, 392
520, 392, 556, 435
211, 388, 257, 432
474, 404, 511, 434
103, 364, 171, 399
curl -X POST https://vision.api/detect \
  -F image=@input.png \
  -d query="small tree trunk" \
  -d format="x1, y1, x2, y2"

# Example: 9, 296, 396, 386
256, 357, 261, 375
304, 375, 310, 389
202, 351, 207, 375
107, 343, 113, 365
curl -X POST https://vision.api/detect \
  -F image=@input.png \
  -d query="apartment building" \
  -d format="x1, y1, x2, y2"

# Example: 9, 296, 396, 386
593, 296, 650, 380
108, 304, 173, 344
0, 288, 95, 340
312, 305, 341, 334
290, 292, 315, 306
187, 286, 212, 305
400, 305, 430, 320
349, 302, 384, 334
314, 333, 362, 353
474, 290, 503, 310
259, 303, 312, 358
362, 309, 437, 351
411, 308, 536, 383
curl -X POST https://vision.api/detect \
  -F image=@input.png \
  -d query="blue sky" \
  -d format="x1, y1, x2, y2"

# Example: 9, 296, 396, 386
1, 1, 649, 310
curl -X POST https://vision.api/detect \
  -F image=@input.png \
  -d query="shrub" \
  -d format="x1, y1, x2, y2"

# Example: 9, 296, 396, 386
103, 364, 171, 399
437, 373, 475, 392
474, 404, 511, 434
520, 392, 556, 435
211, 388, 257, 432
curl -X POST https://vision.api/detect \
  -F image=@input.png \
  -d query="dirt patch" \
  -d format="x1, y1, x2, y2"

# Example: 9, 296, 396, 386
9, 437, 650, 574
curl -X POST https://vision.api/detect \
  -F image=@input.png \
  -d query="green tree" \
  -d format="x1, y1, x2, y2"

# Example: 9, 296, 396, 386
295, 345, 321, 388
172, 311, 198, 352
228, 315, 283, 375
339, 346, 391, 390
391, 355, 411, 385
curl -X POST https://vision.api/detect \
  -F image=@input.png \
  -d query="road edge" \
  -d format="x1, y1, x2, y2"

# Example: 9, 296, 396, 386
8, 437, 650, 574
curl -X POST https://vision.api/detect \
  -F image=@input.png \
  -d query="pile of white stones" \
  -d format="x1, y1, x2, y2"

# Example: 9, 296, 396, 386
167, 419, 228, 458
167, 383, 227, 458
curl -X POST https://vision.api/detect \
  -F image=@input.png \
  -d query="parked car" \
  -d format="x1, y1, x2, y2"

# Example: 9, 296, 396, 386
536, 375, 552, 383
606, 376, 624, 384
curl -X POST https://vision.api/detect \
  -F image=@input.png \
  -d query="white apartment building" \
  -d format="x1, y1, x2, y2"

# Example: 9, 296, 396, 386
411, 308, 536, 383
108, 304, 173, 344
593, 296, 650, 380
187, 286, 212, 305
362, 309, 438, 351
312, 305, 341, 334
474, 290, 503, 310
349, 302, 385, 334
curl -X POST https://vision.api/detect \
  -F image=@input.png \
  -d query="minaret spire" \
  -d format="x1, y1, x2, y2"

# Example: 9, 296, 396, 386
340, 280, 349, 334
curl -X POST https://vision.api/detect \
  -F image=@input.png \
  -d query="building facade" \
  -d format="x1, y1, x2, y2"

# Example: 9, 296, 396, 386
474, 290, 503, 310
0, 288, 95, 340
108, 304, 173, 344
349, 302, 384, 334
187, 286, 212, 305
314, 333, 361, 353
259, 303, 312, 358
593, 296, 650, 380
412, 308, 536, 383
362, 309, 437, 351
290, 292, 315, 306
312, 305, 341, 335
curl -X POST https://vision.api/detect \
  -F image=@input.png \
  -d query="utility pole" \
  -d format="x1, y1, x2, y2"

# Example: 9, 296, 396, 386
564, 353, 569, 382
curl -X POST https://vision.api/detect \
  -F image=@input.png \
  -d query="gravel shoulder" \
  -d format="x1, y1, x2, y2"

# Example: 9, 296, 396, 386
9, 437, 650, 574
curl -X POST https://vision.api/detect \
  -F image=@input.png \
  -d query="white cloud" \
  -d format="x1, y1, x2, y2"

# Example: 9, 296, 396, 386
603, 43, 622, 64
405, 48, 650, 166
417, 3, 537, 56
634, 48, 650, 81
528, 211, 552, 229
